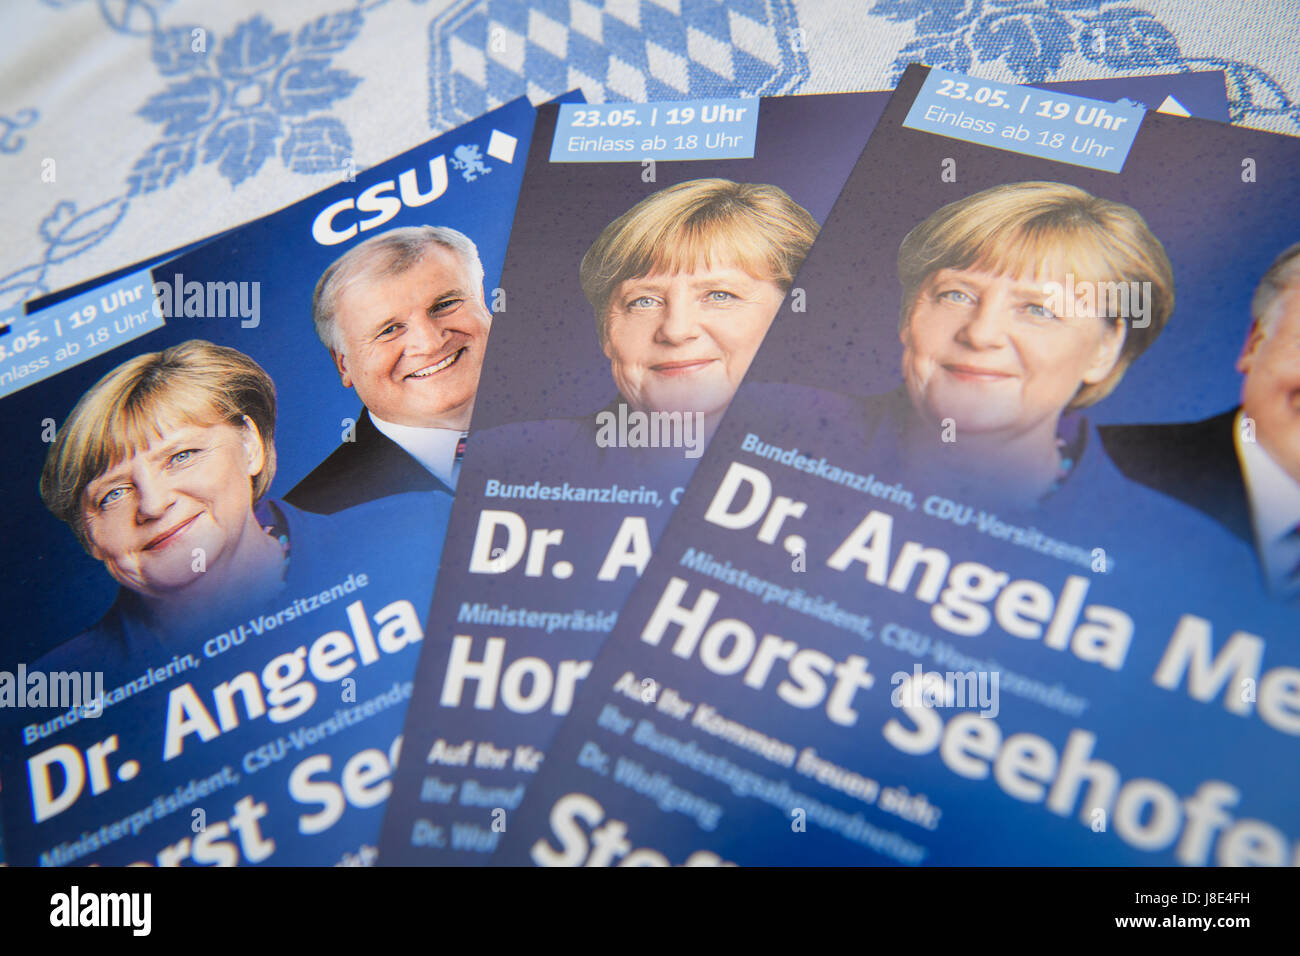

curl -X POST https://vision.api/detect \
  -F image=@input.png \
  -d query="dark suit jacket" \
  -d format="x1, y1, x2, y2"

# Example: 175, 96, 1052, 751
1098, 408, 1254, 544
285, 408, 454, 514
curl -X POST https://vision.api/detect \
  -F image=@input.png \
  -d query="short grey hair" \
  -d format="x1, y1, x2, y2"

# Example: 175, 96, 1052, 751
1252, 241, 1300, 334
312, 225, 485, 352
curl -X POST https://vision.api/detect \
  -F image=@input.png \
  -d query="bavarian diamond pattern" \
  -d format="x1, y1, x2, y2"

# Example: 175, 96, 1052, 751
428, 0, 809, 129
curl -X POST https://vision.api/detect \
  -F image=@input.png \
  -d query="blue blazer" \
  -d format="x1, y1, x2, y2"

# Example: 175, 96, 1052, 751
35, 493, 451, 674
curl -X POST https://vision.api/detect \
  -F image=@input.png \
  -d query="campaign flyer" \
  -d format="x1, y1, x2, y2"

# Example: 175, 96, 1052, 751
492, 65, 1300, 867
0, 95, 546, 866
378, 72, 1229, 865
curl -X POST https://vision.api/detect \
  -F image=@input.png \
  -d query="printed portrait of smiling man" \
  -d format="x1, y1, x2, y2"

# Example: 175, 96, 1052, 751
287, 225, 491, 513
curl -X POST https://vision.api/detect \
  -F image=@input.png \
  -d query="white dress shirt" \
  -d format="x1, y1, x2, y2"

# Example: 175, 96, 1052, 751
1235, 410, 1300, 595
368, 410, 465, 489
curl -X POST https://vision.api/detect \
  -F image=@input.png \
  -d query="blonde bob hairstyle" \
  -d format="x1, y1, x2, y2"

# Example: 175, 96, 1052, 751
41, 339, 278, 551
897, 181, 1174, 410
580, 178, 819, 345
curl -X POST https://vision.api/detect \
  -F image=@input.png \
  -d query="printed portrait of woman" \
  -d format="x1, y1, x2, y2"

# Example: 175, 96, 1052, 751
582, 177, 818, 432
887, 180, 1174, 509
733, 179, 1219, 532
38, 339, 448, 665
473, 177, 819, 485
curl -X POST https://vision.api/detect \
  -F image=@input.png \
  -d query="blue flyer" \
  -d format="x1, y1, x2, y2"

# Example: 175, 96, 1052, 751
378, 71, 1231, 865
0, 94, 550, 866
491, 64, 1300, 867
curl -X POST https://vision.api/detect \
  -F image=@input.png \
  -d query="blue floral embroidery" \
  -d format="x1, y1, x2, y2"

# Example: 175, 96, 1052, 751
873, 0, 1300, 130
129, 13, 363, 192
40, 0, 174, 36
1075, 7, 1179, 70
1182, 55, 1300, 130
2, 11, 367, 306
0, 196, 129, 305
0, 108, 39, 154
970, 6, 1075, 81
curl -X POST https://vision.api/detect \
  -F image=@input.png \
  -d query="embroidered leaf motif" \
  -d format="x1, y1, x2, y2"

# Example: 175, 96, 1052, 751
281, 117, 354, 175
138, 75, 224, 136
150, 25, 206, 75
873, 0, 983, 35
126, 139, 197, 196
1078, 8, 1180, 69
217, 15, 291, 80
39, 198, 130, 264
202, 112, 280, 186
889, 33, 975, 82
296, 10, 364, 53
273, 57, 362, 116
971, 7, 1075, 82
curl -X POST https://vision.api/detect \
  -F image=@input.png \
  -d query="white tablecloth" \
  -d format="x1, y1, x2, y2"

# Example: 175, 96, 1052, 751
2, 0, 1297, 307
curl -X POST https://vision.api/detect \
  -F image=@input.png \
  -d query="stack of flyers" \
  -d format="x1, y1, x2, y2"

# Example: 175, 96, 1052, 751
488, 65, 1300, 867
378, 70, 1237, 866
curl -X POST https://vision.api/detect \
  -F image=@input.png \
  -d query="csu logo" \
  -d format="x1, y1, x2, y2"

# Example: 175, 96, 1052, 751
311, 155, 450, 245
